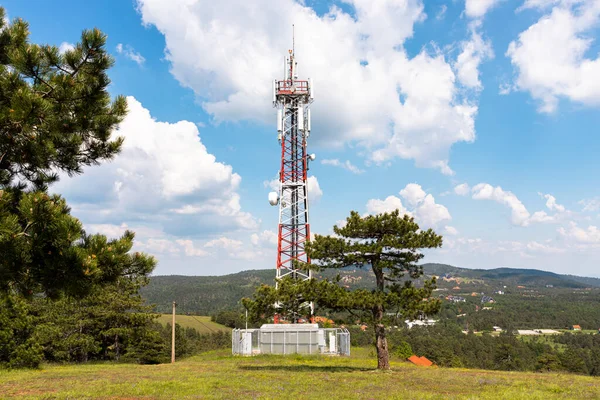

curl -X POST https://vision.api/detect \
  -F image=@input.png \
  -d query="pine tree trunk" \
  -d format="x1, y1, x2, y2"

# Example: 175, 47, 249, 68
114, 334, 120, 361
374, 305, 390, 370
371, 261, 390, 370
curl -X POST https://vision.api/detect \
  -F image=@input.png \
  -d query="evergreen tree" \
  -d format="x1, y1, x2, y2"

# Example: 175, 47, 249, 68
31, 234, 156, 363
245, 210, 442, 370
0, 8, 125, 189
0, 231, 157, 368
0, 8, 128, 296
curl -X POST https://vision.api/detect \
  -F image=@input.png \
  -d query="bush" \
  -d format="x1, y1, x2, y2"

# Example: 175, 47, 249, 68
8, 342, 43, 369
393, 340, 413, 360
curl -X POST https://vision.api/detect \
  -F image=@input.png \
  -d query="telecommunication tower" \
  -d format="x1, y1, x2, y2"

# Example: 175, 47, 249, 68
268, 32, 315, 323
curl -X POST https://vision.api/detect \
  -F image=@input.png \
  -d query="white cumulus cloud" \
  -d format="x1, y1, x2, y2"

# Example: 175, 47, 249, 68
366, 183, 450, 227
525, 241, 566, 254
558, 222, 600, 244
542, 193, 566, 212
465, 0, 503, 18
579, 197, 600, 212
176, 239, 209, 257
251, 230, 278, 247
399, 183, 427, 206
454, 21, 494, 89
471, 183, 531, 226
116, 43, 146, 66
54, 96, 258, 237
366, 195, 410, 216
506, 1, 600, 112
454, 183, 471, 196
321, 159, 365, 174
437, 5, 448, 20
466, 184, 568, 226
413, 193, 452, 227
444, 225, 459, 235
58, 42, 75, 54
136, 0, 483, 175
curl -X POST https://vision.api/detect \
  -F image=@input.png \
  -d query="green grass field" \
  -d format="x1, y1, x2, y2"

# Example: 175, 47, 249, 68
155, 314, 229, 333
1, 348, 599, 399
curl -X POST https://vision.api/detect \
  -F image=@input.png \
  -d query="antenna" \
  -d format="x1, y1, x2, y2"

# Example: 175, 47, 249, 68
270, 32, 314, 324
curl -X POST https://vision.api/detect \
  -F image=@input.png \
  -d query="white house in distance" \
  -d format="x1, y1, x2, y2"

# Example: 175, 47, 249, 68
405, 319, 437, 329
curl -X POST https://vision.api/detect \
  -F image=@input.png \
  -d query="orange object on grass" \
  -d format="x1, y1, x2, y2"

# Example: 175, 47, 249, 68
407, 355, 433, 367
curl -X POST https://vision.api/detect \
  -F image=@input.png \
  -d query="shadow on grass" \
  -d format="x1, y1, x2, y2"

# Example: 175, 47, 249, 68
238, 365, 374, 372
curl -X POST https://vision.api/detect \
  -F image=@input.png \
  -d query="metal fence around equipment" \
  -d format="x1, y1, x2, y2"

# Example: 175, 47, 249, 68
232, 324, 350, 357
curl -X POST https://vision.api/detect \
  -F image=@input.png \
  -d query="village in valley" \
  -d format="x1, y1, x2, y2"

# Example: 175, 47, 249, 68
334, 264, 600, 337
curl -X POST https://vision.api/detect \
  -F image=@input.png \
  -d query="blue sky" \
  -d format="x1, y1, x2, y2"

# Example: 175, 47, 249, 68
5, 0, 600, 277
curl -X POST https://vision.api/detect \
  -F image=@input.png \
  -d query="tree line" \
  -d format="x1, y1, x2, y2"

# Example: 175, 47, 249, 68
0, 260, 231, 368
347, 323, 600, 376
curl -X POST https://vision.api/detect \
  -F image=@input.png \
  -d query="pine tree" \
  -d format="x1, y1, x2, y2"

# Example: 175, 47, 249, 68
0, 8, 129, 296
0, 230, 157, 367
244, 210, 443, 370
0, 8, 125, 189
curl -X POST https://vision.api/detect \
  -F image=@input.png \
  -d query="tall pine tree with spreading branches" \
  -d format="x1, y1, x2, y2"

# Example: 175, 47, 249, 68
0, 8, 134, 297
244, 210, 443, 370
0, 8, 161, 367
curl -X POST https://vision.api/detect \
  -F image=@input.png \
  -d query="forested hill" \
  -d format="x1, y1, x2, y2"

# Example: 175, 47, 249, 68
423, 263, 600, 288
142, 270, 275, 314
141, 264, 600, 314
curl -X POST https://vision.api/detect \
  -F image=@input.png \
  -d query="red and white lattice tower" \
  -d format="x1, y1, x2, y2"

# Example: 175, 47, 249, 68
267, 36, 315, 323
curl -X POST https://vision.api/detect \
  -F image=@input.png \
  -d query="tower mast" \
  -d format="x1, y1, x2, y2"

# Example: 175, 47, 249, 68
269, 30, 315, 323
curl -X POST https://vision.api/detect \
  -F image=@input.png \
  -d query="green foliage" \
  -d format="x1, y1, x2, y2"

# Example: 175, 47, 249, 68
211, 310, 247, 329
243, 275, 314, 324
393, 340, 413, 360
140, 264, 600, 329
152, 323, 231, 359
0, 294, 43, 368
350, 323, 600, 377
6, 341, 43, 369
0, 229, 158, 368
124, 327, 168, 365
536, 353, 562, 372
306, 211, 442, 370
141, 270, 275, 314
0, 7, 130, 298
0, 8, 125, 189
244, 210, 443, 369
0, 189, 154, 298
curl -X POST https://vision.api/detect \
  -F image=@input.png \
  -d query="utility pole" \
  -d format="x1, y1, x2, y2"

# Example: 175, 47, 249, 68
171, 301, 176, 363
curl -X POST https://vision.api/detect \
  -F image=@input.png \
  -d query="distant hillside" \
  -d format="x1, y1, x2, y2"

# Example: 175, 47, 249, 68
142, 269, 276, 314
142, 263, 600, 315
561, 274, 600, 288
422, 263, 599, 289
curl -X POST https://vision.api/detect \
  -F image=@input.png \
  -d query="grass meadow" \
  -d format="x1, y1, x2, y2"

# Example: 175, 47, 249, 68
2, 348, 600, 399
154, 315, 229, 333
